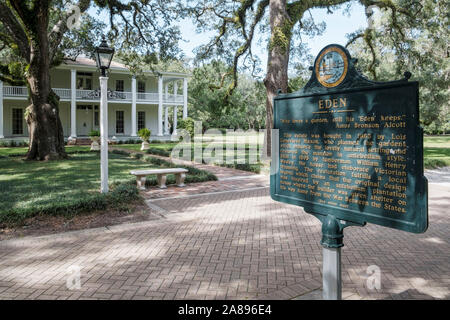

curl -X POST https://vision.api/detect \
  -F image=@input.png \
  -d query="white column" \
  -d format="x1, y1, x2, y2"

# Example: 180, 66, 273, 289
173, 81, 178, 136
183, 77, 188, 119
164, 83, 169, 135
164, 106, 169, 135
174, 81, 178, 101
100, 76, 109, 194
0, 80, 3, 138
131, 76, 137, 136
70, 69, 77, 138
157, 76, 163, 136
173, 106, 178, 136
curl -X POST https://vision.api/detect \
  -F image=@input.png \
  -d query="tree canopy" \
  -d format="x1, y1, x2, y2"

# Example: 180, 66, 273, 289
189, 61, 266, 131
0, 0, 184, 160
186, 0, 447, 154
346, 0, 449, 133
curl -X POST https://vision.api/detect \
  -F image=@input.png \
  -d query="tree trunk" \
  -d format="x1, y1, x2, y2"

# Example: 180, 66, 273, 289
263, 0, 291, 158
25, 3, 67, 161
25, 89, 67, 161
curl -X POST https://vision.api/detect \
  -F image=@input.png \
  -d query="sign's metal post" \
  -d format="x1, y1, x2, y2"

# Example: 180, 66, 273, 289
319, 215, 345, 300
317, 215, 364, 299
323, 247, 342, 300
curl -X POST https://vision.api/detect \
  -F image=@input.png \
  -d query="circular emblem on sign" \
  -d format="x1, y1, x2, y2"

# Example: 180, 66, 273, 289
315, 46, 348, 88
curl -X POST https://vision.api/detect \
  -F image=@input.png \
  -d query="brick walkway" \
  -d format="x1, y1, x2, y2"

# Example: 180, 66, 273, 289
1, 148, 450, 300
0, 169, 448, 300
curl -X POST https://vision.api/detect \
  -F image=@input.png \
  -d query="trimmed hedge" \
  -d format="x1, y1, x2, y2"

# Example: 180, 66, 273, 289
424, 158, 448, 169
0, 140, 28, 148
146, 148, 171, 157
222, 163, 262, 174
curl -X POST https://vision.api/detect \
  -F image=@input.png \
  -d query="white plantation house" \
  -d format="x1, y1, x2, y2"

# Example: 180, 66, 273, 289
0, 57, 189, 142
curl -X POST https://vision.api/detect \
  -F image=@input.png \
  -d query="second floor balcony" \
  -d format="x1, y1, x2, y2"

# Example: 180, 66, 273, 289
2, 86, 184, 104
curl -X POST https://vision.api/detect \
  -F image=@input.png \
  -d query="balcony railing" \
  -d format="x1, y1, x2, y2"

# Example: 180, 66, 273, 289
2, 86, 183, 104
3, 86, 28, 97
53, 88, 71, 99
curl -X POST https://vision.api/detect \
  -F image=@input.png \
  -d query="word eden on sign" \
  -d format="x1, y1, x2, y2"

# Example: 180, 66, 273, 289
271, 44, 428, 248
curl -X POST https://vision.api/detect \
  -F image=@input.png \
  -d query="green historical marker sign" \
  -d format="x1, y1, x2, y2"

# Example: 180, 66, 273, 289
270, 44, 428, 247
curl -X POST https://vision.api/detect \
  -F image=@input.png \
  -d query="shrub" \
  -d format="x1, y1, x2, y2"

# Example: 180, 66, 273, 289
424, 158, 447, 169
138, 128, 151, 142
178, 117, 195, 138
88, 130, 100, 137
146, 148, 170, 157
143, 155, 167, 166
111, 149, 129, 156
222, 163, 261, 173
107, 183, 140, 207
131, 153, 143, 159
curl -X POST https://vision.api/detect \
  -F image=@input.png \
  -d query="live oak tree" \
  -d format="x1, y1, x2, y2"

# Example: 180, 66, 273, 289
346, 0, 449, 134
189, 0, 425, 156
0, 0, 182, 160
189, 61, 266, 130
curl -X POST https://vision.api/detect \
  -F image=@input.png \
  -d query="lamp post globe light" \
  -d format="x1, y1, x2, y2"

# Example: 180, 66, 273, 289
95, 35, 114, 193
95, 36, 115, 76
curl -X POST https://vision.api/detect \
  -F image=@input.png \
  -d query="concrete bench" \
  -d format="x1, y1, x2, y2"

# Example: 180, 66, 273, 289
130, 168, 189, 190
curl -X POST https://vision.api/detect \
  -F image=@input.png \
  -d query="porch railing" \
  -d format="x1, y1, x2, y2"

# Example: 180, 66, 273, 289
3, 86, 28, 97
3, 86, 182, 104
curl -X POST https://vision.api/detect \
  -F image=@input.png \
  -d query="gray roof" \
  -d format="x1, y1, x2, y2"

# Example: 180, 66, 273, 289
61, 57, 190, 77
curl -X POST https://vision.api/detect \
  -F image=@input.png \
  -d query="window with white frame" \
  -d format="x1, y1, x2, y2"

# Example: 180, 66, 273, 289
138, 111, 146, 131
116, 110, 124, 134
94, 110, 99, 127
138, 81, 145, 93
115, 80, 124, 92
76, 72, 93, 90
137, 81, 146, 100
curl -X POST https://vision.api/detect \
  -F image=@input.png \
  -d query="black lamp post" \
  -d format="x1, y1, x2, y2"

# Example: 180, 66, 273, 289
95, 35, 115, 77
95, 35, 114, 193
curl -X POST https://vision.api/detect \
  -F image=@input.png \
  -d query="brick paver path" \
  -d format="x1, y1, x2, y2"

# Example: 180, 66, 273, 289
0, 169, 448, 300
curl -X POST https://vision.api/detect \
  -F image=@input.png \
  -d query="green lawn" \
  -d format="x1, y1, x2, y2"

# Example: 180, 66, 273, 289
424, 135, 450, 148
0, 150, 216, 224
0, 145, 91, 157
423, 136, 450, 168
0, 152, 153, 223
115, 143, 176, 153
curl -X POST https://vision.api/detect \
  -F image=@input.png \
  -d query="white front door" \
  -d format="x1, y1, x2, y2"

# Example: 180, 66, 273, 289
76, 106, 93, 136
